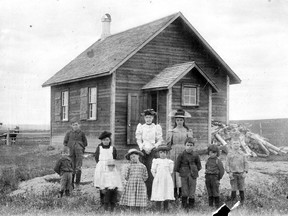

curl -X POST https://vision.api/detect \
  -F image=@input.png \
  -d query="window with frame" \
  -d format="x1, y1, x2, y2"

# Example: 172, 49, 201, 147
61, 91, 69, 121
182, 84, 200, 106
88, 87, 97, 120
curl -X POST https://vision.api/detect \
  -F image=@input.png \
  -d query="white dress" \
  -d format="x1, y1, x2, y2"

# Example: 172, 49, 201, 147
150, 158, 175, 201
94, 146, 122, 189
135, 123, 163, 152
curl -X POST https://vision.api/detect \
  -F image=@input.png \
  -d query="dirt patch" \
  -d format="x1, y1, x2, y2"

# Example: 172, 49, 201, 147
9, 159, 286, 200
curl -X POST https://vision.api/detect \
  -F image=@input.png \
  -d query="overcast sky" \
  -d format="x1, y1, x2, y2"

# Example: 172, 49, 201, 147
1, 0, 288, 125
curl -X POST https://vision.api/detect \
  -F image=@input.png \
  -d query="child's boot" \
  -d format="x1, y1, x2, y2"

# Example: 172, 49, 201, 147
72, 173, 75, 189
231, 191, 236, 201
110, 203, 116, 212
103, 203, 109, 211
188, 198, 195, 209
155, 201, 161, 211
163, 200, 169, 212
239, 191, 245, 204
100, 190, 105, 205
181, 197, 188, 209
58, 190, 64, 198
214, 196, 220, 208
174, 188, 178, 199
75, 170, 81, 187
208, 196, 214, 207
65, 189, 70, 196
179, 187, 182, 198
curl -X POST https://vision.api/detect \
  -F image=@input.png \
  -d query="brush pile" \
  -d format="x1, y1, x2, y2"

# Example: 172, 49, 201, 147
211, 121, 288, 157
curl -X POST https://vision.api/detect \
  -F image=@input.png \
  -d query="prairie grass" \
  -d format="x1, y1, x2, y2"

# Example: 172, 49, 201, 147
1, 135, 288, 215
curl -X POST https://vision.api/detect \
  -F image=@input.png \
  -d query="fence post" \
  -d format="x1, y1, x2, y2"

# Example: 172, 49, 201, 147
6, 129, 10, 145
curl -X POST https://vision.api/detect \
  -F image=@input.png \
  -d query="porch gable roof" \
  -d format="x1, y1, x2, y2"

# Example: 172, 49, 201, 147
141, 61, 219, 93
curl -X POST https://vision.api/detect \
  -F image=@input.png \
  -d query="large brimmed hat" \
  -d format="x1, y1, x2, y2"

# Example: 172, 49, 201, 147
125, 148, 144, 160
169, 109, 191, 118
98, 131, 112, 140
156, 144, 171, 152
141, 109, 157, 116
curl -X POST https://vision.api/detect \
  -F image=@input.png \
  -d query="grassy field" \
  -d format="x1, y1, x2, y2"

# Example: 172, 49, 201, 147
1, 132, 288, 216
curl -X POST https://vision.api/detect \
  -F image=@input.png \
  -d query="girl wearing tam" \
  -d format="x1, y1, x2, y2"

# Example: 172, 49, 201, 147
120, 149, 148, 211
167, 109, 193, 199
94, 131, 117, 204
135, 109, 163, 199
151, 145, 174, 212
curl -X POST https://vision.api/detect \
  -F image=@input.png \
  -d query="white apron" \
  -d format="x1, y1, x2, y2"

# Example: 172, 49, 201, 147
93, 146, 113, 189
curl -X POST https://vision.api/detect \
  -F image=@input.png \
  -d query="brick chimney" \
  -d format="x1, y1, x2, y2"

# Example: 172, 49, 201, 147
101, 14, 111, 40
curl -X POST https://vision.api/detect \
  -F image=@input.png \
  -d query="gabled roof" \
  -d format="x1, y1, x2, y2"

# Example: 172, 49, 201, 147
42, 12, 241, 87
142, 61, 219, 93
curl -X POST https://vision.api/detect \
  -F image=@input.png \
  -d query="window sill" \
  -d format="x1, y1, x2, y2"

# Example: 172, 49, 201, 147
87, 118, 97, 121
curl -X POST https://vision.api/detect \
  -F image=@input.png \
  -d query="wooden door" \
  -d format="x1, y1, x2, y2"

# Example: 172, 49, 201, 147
127, 93, 139, 145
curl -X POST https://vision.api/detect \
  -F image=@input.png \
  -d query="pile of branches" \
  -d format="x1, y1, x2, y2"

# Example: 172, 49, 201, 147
211, 121, 288, 157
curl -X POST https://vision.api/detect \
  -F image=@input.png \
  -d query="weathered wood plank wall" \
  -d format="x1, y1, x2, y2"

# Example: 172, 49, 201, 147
50, 76, 112, 152
115, 18, 227, 150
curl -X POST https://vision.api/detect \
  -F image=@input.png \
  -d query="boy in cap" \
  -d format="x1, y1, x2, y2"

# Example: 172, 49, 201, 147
174, 137, 202, 210
205, 144, 225, 208
54, 146, 73, 197
225, 138, 249, 204
63, 117, 88, 188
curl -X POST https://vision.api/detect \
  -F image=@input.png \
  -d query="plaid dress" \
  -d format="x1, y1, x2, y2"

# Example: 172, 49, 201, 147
120, 162, 148, 207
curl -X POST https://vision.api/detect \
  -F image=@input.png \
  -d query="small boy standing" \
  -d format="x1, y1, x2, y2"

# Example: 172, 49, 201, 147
63, 118, 88, 188
205, 145, 224, 208
225, 138, 249, 204
174, 137, 202, 210
102, 159, 123, 212
54, 146, 73, 197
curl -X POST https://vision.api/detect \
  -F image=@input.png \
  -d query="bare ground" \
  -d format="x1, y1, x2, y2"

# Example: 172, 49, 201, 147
9, 157, 288, 200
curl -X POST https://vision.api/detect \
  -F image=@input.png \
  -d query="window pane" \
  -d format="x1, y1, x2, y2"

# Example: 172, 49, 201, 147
89, 87, 97, 103
88, 87, 97, 119
183, 86, 197, 105
62, 91, 68, 106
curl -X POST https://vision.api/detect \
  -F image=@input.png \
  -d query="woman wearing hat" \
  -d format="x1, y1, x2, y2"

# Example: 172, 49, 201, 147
94, 131, 117, 204
167, 109, 193, 199
135, 109, 163, 199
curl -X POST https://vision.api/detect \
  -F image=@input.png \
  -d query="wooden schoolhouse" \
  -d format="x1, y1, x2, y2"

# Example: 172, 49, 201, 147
42, 12, 241, 154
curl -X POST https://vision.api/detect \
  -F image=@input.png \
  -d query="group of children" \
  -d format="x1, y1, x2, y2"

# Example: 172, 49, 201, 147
54, 112, 249, 213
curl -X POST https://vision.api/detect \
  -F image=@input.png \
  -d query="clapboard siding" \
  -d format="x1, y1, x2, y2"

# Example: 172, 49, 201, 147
114, 19, 227, 149
50, 76, 112, 152
171, 71, 209, 147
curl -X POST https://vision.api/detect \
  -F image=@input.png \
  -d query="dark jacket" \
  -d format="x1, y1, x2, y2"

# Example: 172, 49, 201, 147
54, 156, 73, 175
63, 129, 88, 150
174, 150, 202, 178
94, 143, 117, 163
205, 157, 225, 180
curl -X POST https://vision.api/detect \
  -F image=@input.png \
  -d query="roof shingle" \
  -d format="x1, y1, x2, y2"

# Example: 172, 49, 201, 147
142, 61, 219, 92
42, 13, 179, 87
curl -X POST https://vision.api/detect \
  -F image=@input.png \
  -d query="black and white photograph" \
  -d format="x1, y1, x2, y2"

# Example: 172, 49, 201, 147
1, 0, 288, 215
